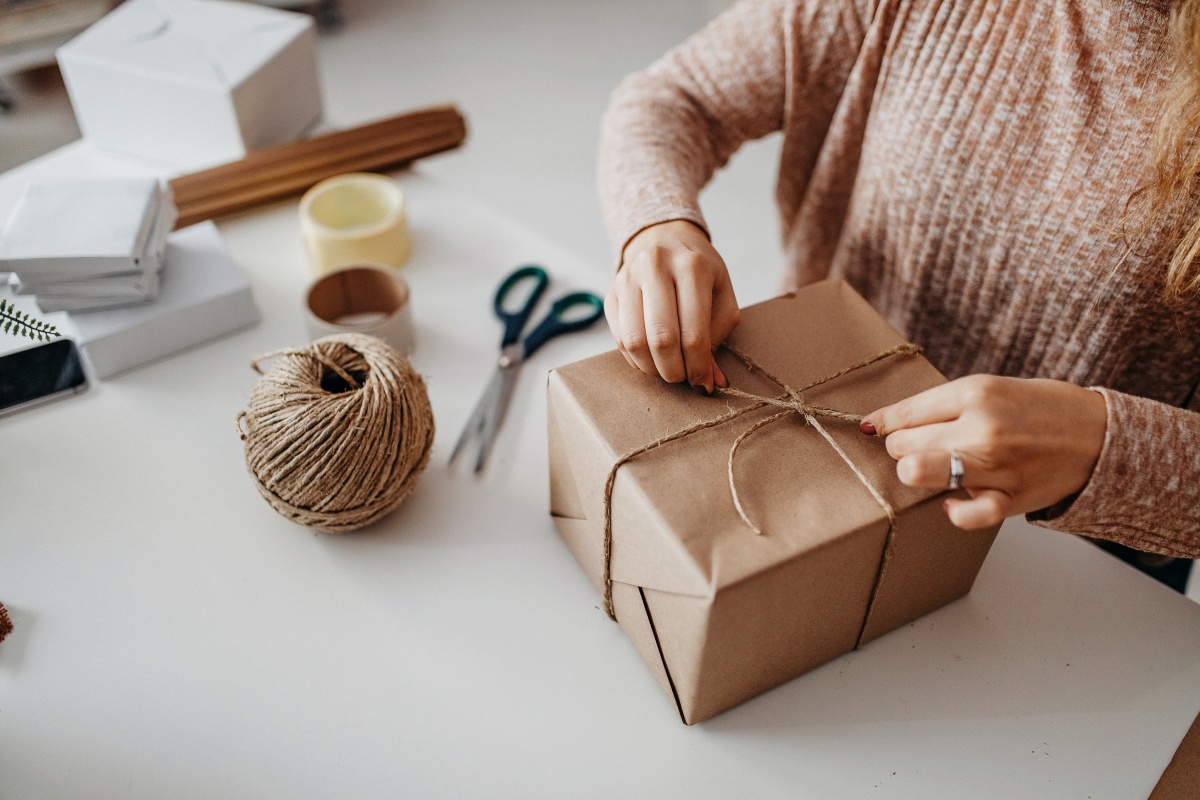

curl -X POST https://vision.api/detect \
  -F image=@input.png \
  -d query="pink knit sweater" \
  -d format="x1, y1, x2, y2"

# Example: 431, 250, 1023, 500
598, 0, 1200, 554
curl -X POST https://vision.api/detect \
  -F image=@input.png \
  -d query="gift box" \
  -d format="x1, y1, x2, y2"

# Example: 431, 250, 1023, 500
547, 278, 999, 724
71, 221, 260, 378
56, 0, 323, 169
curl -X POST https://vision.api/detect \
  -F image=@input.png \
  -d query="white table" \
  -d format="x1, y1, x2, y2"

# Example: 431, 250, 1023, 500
2, 143, 1199, 800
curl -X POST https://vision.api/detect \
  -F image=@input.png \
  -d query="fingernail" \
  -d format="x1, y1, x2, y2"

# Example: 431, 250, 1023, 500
691, 383, 711, 397
714, 364, 728, 388
942, 500, 951, 515
859, 419, 877, 436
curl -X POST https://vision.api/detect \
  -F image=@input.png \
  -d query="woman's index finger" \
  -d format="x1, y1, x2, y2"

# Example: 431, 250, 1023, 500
864, 380, 972, 436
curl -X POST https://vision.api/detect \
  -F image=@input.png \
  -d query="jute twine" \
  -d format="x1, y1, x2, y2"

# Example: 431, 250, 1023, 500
600, 341, 921, 621
238, 333, 435, 533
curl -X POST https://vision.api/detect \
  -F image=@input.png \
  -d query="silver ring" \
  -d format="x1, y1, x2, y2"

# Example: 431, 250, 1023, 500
948, 452, 964, 491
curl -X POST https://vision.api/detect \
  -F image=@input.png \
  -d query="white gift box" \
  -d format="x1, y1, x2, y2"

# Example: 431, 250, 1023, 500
0, 177, 169, 282
57, 0, 323, 169
70, 221, 261, 378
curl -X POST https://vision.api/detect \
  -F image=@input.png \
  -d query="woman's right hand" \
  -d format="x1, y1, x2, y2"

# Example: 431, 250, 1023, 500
603, 220, 740, 395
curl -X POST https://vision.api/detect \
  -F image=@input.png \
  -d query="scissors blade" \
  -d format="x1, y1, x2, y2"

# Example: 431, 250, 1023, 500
449, 366, 506, 467
473, 361, 521, 473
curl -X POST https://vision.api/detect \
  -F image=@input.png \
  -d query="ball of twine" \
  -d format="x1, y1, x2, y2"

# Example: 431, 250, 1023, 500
238, 333, 435, 533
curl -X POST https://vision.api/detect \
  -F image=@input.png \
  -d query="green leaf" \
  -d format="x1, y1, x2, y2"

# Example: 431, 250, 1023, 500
0, 299, 59, 340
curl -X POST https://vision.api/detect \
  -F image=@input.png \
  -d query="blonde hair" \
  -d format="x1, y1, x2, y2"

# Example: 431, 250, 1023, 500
1131, 0, 1200, 302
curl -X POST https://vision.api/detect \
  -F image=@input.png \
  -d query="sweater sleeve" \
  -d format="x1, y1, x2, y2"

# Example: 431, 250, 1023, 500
597, 0, 875, 267
1027, 387, 1200, 557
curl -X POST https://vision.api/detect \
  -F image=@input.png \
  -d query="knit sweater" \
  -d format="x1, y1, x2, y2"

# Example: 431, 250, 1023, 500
598, 0, 1200, 554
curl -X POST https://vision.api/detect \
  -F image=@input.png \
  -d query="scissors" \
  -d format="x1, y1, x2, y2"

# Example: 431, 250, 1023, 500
450, 264, 605, 472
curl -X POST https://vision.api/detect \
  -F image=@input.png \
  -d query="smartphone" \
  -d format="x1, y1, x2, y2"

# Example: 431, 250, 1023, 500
0, 338, 88, 417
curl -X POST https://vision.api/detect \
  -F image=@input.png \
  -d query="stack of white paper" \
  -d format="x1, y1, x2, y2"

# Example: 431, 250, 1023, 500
0, 177, 176, 313
71, 221, 261, 379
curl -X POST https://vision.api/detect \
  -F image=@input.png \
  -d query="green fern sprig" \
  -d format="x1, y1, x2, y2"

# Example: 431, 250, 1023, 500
0, 298, 60, 341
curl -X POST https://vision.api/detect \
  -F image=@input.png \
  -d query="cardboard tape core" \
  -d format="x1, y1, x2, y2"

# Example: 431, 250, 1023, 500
304, 263, 416, 354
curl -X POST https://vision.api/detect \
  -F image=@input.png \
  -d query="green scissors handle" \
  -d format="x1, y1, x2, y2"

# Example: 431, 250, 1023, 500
494, 265, 549, 348
520, 292, 605, 358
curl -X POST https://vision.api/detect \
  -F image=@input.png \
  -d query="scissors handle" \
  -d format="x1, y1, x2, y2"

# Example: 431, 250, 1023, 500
494, 265, 549, 347
522, 292, 605, 358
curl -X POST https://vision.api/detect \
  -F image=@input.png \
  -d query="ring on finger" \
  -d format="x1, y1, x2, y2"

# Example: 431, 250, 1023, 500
948, 451, 965, 491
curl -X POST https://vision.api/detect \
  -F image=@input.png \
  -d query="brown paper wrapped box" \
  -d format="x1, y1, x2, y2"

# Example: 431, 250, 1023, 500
547, 278, 999, 724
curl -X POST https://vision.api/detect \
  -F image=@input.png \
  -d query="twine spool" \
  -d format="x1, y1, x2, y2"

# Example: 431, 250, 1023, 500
238, 333, 435, 533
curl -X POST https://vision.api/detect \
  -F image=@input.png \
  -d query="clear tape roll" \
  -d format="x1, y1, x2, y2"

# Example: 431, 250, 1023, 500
304, 263, 416, 355
299, 173, 411, 274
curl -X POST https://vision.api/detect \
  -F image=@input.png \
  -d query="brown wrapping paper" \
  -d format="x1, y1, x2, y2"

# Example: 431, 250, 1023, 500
547, 278, 999, 724
1152, 709, 1200, 799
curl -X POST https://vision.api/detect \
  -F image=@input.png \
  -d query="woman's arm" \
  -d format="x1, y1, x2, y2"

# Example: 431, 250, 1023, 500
1029, 388, 1200, 555
862, 378, 1200, 557
599, 0, 875, 392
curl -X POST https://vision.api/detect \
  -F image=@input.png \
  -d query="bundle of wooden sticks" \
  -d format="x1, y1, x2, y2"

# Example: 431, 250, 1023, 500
169, 104, 467, 229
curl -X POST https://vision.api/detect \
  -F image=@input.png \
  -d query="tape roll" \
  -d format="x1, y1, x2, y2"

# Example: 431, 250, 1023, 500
304, 263, 417, 355
299, 173, 411, 274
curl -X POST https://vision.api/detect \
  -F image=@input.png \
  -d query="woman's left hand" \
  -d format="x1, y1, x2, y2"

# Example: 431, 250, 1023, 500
860, 376, 1108, 530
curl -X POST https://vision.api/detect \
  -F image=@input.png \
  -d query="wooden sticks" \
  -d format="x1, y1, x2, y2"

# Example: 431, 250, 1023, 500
169, 104, 468, 229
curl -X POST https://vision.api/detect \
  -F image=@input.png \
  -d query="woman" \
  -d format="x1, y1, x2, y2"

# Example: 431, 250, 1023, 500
598, 0, 1200, 577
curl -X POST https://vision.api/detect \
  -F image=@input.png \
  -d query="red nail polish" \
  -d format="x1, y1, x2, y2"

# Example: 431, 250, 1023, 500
859, 420, 877, 436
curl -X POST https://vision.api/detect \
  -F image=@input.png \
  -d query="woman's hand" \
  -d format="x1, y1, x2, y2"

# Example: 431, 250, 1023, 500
860, 376, 1108, 529
604, 220, 740, 394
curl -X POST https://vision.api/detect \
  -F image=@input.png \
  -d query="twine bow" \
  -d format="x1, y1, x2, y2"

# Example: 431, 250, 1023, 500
600, 341, 922, 621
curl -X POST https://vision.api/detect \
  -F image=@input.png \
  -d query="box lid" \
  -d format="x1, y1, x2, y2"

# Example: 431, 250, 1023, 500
59, 0, 313, 89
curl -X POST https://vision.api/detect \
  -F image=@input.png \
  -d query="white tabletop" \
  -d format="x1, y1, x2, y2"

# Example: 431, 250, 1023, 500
2, 144, 1199, 800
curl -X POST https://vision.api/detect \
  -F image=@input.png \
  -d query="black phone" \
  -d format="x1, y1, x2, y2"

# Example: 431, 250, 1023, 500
0, 338, 88, 417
